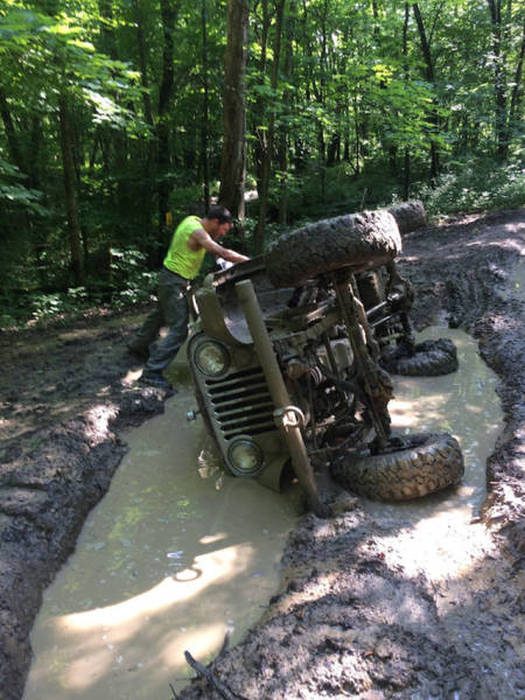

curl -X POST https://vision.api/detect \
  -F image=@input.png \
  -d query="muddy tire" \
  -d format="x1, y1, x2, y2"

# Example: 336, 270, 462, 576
381, 338, 458, 376
388, 200, 427, 235
331, 432, 464, 501
265, 210, 401, 288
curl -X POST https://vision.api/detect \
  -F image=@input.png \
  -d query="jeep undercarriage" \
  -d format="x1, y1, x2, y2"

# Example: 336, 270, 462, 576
187, 203, 463, 511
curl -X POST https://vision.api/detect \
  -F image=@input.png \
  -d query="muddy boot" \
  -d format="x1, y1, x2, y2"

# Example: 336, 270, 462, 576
139, 371, 177, 396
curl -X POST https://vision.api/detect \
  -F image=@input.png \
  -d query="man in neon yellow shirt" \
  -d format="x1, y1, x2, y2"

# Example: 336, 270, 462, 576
130, 205, 249, 391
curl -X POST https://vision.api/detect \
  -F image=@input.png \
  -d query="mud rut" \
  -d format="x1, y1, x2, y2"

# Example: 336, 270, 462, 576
0, 209, 524, 699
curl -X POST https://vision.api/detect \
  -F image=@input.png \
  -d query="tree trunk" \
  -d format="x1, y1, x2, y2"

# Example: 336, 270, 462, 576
277, 0, 296, 225
402, 2, 411, 198
253, 0, 270, 188
132, 0, 154, 127
353, 95, 361, 175
509, 15, 525, 129
219, 0, 249, 222
0, 88, 24, 171
59, 95, 84, 285
131, 0, 156, 244
509, 17, 525, 126
486, 0, 509, 159
254, 0, 286, 253
157, 0, 179, 240
201, 0, 210, 211
412, 2, 440, 179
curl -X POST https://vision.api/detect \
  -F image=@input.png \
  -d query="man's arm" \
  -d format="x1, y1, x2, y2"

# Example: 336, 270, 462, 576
190, 229, 250, 263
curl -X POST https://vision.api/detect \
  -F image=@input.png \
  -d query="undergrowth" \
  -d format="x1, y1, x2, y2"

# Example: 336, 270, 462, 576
415, 159, 524, 216
2, 157, 523, 331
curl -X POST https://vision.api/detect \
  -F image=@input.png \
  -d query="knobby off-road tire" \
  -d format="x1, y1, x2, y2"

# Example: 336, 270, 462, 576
388, 200, 427, 235
381, 338, 458, 376
265, 210, 402, 288
331, 432, 464, 501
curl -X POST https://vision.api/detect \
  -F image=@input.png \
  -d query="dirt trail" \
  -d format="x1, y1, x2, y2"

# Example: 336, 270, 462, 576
1, 208, 524, 699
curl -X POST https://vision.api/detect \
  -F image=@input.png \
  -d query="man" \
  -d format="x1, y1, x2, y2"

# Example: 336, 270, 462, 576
129, 205, 249, 391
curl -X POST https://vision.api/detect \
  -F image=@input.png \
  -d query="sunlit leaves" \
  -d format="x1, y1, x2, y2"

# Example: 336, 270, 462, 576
0, 156, 47, 213
0, 3, 142, 131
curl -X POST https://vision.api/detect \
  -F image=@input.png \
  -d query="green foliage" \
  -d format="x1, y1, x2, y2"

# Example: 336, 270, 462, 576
0, 4, 145, 130
169, 185, 206, 222
417, 159, 525, 215
260, 161, 402, 223
0, 156, 46, 214
0, 0, 524, 302
108, 247, 157, 309
0, 287, 89, 328
0, 247, 158, 330
30, 291, 72, 321
242, 216, 288, 253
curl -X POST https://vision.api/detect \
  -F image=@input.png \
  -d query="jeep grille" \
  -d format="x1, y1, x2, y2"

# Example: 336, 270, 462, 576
206, 367, 276, 438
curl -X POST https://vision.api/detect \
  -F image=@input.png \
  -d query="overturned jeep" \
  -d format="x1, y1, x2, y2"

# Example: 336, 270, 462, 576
188, 203, 463, 514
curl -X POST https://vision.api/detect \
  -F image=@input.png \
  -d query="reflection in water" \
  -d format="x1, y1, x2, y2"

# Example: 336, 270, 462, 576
364, 327, 503, 582
25, 392, 296, 699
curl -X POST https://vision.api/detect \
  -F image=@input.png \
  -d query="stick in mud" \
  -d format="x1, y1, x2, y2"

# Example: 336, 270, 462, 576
183, 649, 247, 700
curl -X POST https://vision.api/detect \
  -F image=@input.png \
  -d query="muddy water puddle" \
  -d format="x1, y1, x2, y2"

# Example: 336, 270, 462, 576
25, 328, 503, 699
25, 392, 297, 699
364, 327, 503, 582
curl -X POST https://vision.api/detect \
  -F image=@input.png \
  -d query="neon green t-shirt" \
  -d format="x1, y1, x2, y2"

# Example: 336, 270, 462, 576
163, 216, 206, 280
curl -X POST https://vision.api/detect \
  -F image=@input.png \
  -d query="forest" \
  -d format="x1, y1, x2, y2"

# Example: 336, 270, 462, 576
0, 0, 524, 327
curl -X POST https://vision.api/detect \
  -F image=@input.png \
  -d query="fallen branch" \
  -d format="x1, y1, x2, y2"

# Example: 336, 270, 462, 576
183, 649, 246, 700
217, 630, 231, 659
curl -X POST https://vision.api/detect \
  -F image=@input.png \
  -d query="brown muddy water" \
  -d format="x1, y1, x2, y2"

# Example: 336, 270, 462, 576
24, 394, 297, 699
364, 327, 503, 584
24, 328, 502, 699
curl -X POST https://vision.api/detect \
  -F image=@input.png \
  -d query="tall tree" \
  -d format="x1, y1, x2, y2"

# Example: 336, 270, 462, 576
157, 0, 181, 238
486, 0, 509, 159
486, 0, 525, 159
58, 94, 84, 284
219, 0, 249, 221
277, 0, 296, 224
201, 0, 211, 211
402, 2, 411, 198
254, 0, 286, 253
412, 2, 440, 178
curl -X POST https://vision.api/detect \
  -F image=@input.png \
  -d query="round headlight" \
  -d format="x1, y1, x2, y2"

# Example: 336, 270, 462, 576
227, 437, 265, 477
194, 340, 230, 377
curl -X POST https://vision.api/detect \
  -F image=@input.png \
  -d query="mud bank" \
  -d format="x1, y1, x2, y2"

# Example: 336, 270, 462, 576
402, 208, 525, 555
0, 208, 524, 698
